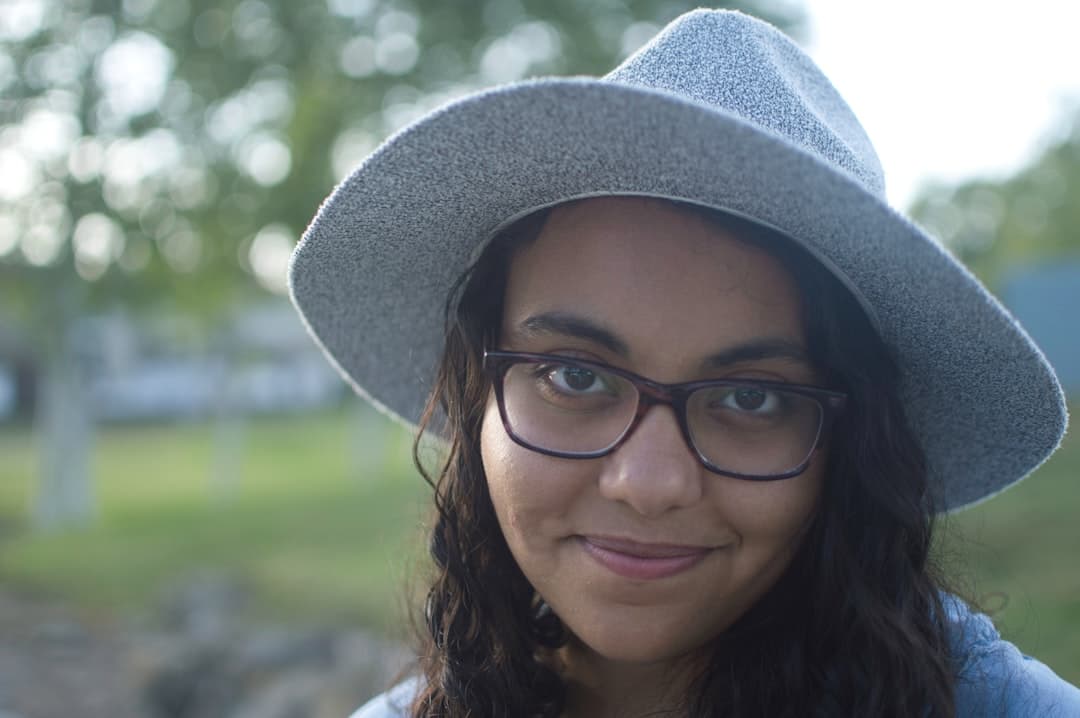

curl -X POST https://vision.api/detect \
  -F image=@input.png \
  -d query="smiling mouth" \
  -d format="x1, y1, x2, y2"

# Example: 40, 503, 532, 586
579, 536, 714, 580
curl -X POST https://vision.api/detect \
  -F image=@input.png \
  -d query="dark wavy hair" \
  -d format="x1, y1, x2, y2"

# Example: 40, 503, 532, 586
407, 200, 957, 717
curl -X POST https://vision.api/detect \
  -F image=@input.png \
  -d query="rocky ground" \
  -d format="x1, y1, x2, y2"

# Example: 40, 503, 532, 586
0, 578, 411, 718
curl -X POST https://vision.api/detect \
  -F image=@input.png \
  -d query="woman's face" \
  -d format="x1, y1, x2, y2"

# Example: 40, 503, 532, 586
480, 197, 826, 667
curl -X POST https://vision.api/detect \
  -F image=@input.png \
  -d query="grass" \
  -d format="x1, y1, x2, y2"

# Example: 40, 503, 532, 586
934, 424, 1080, 685
0, 405, 430, 633
0, 403, 1077, 684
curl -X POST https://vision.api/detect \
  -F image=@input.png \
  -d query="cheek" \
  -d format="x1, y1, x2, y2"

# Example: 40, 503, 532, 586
722, 459, 825, 549
480, 396, 557, 538
479, 395, 592, 548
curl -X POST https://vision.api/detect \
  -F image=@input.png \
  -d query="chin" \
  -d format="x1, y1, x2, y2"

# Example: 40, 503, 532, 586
567, 619, 711, 667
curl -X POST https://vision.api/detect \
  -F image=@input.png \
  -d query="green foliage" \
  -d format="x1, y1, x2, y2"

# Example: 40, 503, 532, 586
0, 0, 804, 321
909, 114, 1080, 289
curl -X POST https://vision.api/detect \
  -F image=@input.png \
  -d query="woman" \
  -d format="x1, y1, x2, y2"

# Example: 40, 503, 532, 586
289, 10, 1078, 717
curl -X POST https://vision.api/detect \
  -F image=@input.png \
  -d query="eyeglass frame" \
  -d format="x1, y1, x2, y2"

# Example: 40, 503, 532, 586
482, 349, 848, 481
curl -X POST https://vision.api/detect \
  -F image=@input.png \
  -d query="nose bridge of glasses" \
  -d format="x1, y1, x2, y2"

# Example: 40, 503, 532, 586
633, 374, 682, 408
623, 378, 698, 459
631, 373, 698, 430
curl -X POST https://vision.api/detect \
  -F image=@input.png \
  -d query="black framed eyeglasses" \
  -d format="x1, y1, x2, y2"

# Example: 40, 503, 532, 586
483, 350, 847, 481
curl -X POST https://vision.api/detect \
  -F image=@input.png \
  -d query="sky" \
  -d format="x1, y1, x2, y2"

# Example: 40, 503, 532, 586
802, 0, 1080, 209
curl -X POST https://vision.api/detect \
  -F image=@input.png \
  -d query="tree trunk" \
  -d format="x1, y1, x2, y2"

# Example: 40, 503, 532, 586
32, 329, 96, 530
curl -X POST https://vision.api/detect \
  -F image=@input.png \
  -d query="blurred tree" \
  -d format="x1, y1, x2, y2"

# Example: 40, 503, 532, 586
0, 0, 804, 528
909, 111, 1080, 290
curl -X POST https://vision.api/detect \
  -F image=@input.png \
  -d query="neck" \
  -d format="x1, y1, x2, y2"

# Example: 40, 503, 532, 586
557, 639, 697, 718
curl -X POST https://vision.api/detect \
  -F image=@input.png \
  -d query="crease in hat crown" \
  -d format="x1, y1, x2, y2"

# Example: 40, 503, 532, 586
604, 10, 885, 197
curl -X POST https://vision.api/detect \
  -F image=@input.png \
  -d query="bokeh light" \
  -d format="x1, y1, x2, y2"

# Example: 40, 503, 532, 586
95, 31, 174, 119
72, 212, 125, 280
248, 222, 294, 294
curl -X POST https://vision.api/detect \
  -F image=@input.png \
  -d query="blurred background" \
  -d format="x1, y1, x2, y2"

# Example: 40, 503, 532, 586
0, 0, 1077, 716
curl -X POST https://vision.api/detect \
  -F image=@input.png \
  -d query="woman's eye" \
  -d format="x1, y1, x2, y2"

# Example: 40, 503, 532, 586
732, 387, 772, 411
713, 386, 782, 414
548, 364, 607, 394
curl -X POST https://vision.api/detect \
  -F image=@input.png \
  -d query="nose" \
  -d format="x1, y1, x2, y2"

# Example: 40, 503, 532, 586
597, 405, 704, 517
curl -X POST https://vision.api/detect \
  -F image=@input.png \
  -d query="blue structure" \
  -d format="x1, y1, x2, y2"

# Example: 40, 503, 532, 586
1001, 260, 1080, 396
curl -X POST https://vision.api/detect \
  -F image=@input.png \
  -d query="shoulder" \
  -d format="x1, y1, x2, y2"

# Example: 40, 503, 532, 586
349, 676, 419, 718
944, 595, 1080, 717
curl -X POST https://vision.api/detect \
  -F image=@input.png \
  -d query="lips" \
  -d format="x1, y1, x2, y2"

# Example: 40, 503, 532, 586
579, 535, 713, 580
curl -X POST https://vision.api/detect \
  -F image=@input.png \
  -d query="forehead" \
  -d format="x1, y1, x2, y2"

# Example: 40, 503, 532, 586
501, 198, 805, 370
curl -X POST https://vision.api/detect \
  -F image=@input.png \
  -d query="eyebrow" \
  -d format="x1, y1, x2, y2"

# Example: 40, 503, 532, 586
701, 338, 812, 370
516, 312, 629, 355
516, 311, 812, 370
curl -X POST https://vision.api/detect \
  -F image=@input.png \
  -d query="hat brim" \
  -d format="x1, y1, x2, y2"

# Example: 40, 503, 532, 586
289, 78, 1067, 512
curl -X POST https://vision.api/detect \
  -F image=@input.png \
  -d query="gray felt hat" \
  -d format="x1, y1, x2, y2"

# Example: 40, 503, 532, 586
289, 9, 1068, 511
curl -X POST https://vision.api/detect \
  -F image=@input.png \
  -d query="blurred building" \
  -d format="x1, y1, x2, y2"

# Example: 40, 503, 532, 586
0, 301, 345, 424
87, 302, 346, 422
0, 323, 34, 421
1002, 260, 1080, 396
0, 365, 14, 418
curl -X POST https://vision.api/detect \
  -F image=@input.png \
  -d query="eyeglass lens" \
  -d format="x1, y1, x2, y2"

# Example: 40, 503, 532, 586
499, 359, 824, 478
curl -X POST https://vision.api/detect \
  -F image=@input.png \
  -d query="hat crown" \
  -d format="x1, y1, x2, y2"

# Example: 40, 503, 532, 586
606, 10, 885, 197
